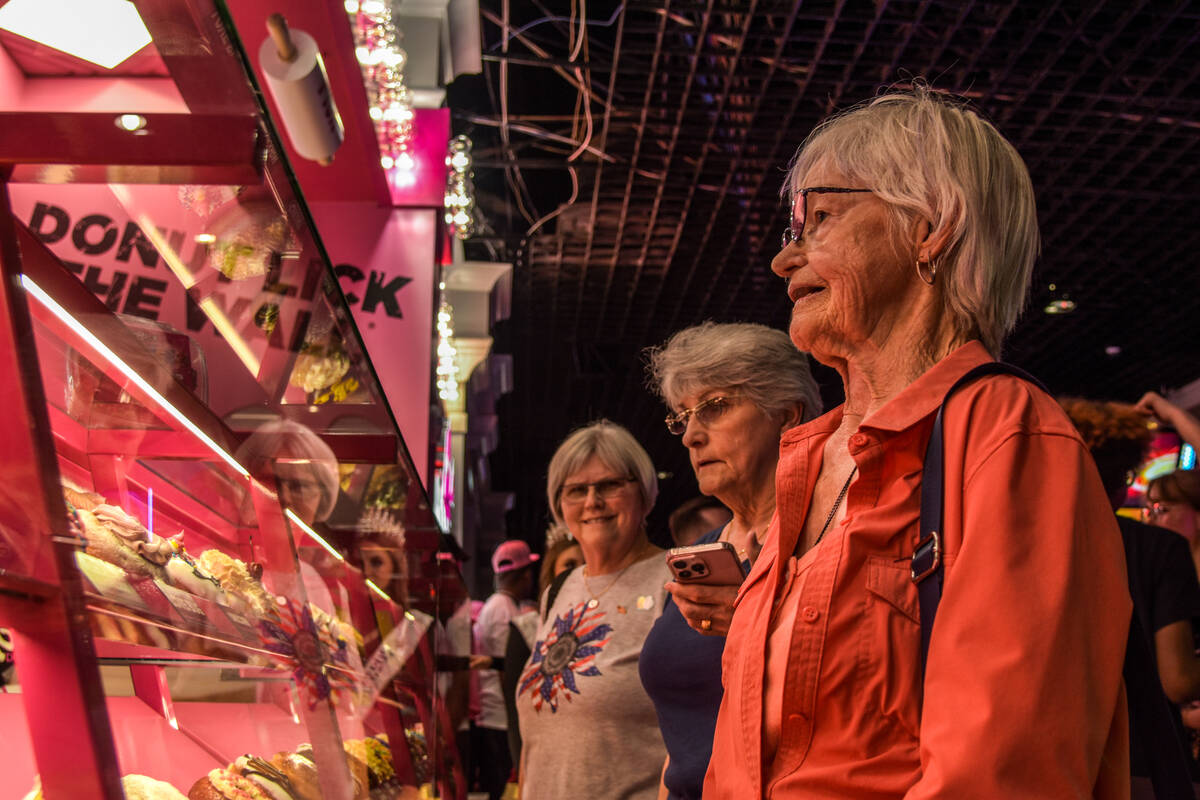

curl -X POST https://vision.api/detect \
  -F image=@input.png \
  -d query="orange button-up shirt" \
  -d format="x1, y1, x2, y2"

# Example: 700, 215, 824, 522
705, 342, 1131, 799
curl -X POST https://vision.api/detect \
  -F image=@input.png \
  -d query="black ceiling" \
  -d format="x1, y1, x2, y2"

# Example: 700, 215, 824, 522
452, 0, 1200, 544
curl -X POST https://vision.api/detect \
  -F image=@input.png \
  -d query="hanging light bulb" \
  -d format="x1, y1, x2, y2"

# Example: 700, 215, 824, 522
443, 135, 476, 240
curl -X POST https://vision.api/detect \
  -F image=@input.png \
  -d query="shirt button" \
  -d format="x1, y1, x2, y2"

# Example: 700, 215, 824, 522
788, 712, 807, 723
849, 433, 868, 448
801, 606, 820, 623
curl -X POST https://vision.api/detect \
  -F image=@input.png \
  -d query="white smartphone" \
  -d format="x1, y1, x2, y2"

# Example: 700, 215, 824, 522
665, 541, 747, 585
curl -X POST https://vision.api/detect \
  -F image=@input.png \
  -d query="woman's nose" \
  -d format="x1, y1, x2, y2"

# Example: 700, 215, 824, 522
770, 245, 797, 280
681, 417, 705, 447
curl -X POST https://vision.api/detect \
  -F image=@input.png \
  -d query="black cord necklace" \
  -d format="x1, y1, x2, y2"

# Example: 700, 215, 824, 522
813, 466, 858, 547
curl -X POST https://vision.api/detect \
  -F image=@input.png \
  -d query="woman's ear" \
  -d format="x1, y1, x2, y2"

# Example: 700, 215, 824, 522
914, 216, 953, 264
780, 403, 804, 432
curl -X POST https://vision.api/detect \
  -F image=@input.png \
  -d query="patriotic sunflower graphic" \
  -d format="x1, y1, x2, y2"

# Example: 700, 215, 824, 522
519, 601, 612, 712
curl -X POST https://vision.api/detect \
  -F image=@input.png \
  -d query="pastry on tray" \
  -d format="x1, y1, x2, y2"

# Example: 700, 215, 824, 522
267, 750, 322, 800
23, 774, 187, 799
76, 504, 174, 581
344, 737, 402, 796
164, 540, 230, 606
188, 767, 276, 800
228, 755, 304, 800
196, 549, 277, 619
123, 774, 189, 799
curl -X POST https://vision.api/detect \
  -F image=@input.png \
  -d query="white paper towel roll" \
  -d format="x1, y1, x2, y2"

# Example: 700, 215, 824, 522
259, 27, 345, 164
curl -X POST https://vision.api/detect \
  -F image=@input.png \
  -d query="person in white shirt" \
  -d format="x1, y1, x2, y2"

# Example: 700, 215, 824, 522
473, 540, 538, 799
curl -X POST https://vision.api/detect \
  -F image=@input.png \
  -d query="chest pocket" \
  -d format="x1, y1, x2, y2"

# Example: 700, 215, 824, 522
859, 556, 922, 738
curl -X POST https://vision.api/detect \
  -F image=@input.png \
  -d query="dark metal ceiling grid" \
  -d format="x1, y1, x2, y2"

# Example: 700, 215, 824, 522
468, 0, 1200, 540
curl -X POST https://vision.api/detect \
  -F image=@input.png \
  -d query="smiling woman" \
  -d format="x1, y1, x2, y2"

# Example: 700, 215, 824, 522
516, 420, 670, 800
706, 87, 1133, 800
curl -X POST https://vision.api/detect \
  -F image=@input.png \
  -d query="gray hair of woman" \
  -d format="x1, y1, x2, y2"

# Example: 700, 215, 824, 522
645, 321, 823, 426
546, 420, 658, 529
235, 418, 340, 522
784, 86, 1039, 355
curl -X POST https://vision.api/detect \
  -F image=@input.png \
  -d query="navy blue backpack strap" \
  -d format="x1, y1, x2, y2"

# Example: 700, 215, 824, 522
911, 362, 1046, 680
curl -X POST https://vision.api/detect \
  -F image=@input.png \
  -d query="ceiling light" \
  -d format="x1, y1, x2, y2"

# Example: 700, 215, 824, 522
0, 0, 153, 70
1043, 299, 1077, 315
1105, 345, 1122, 356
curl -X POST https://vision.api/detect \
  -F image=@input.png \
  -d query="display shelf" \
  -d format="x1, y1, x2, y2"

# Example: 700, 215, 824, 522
0, 1, 466, 795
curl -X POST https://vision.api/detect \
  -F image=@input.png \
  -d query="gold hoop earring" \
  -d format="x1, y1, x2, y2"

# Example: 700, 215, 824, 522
916, 257, 936, 286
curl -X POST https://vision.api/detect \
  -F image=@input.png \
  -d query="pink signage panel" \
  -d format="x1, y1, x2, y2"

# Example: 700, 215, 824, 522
311, 203, 435, 486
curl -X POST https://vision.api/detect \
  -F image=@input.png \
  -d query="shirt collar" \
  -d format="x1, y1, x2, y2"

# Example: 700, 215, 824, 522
859, 340, 994, 433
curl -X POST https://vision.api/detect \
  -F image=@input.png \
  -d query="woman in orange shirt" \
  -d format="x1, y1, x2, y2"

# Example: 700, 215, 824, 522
672, 87, 1133, 798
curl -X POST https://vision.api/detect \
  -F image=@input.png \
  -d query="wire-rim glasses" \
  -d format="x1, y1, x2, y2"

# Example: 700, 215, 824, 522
560, 477, 636, 505
665, 396, 735, 435
781, 187, 874, 248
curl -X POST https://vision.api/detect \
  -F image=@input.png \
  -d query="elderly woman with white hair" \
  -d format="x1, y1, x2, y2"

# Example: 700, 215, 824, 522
697, 88, 1131, 798
516, 420, 669, 800
639, 321, 821, 800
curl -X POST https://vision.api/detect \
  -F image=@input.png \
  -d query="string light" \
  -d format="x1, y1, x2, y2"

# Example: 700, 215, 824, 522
444, 135, 475, 239
436, 292, 460, 402
346, 0, 415, 172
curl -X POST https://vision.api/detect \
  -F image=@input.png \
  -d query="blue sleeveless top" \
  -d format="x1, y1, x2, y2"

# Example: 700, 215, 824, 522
637, 528, 747, 799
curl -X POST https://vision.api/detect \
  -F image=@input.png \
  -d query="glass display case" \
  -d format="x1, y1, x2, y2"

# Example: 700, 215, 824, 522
0, 2, 465, 798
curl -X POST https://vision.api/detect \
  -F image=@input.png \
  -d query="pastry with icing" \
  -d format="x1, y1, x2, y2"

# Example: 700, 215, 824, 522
188, 767, 271, 800
196, 550, 276, 619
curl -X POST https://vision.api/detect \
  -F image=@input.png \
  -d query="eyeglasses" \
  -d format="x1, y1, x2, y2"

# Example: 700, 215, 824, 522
665, 395, 735, 435
560, 477, 636, 505
278, 476, 324, 499
1142, 501, 1180, 522
781, 186, 873, 248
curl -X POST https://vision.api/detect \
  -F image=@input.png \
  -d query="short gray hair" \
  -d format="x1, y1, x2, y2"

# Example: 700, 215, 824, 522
645, 321, 822, 425
546, 420, 658, 528
784, 86, 1039, 355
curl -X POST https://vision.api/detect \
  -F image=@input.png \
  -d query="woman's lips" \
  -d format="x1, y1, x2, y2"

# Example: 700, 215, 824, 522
788, 284, 825, 303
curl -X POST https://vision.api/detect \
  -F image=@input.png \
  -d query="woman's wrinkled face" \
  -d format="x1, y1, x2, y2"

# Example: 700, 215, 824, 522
675, 390, 783, 502
559, 455, 648, 558
553, 544, 584, 577
770, 162, 916, 359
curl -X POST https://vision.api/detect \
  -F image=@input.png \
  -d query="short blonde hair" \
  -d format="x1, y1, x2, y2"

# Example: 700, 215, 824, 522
784, 86, 1039, 355
546, 420, 658, 527
645, 321, 822, 425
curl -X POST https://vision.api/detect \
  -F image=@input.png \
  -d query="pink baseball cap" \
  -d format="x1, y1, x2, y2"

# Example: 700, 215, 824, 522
492, 540, 540, 574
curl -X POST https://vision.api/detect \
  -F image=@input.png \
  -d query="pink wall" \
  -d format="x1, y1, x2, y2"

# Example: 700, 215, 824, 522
311, 203, 436, 486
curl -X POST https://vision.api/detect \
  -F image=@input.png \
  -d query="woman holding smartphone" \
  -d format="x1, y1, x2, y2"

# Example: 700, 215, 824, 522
639, 322, 822, 800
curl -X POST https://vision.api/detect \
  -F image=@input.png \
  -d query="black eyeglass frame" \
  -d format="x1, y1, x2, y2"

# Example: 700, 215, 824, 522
781, 187, 874, 248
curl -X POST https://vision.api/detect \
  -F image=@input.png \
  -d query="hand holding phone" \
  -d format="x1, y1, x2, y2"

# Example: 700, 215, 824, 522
666, 541, 747, 585
664, 541, 746, 636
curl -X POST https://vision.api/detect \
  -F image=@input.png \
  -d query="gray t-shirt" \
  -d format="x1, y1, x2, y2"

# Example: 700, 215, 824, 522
517, 553, 670, 800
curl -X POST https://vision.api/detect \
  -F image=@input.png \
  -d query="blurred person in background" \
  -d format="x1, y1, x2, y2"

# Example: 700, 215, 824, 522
1061, 397, 1200, 785
667, 496, 733, 548
516, 420, 668, 800
1146, 471, 1200, 587
699, 87, 1130, 798
472, 541, 539, 800
641, 321, 821, 800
